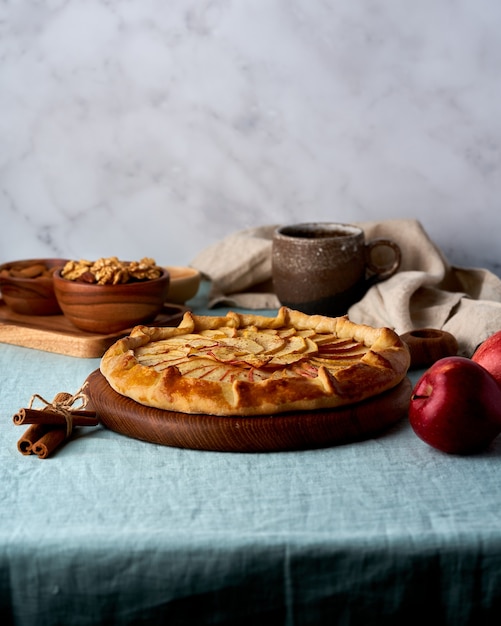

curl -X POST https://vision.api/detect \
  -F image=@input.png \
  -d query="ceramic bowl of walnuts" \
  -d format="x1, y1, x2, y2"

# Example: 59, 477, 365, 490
53, 257, 170, 334
0, 258, 68, 315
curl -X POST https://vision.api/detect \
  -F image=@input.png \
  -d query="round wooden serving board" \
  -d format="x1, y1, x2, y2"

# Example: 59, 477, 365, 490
86, 370, 412, 452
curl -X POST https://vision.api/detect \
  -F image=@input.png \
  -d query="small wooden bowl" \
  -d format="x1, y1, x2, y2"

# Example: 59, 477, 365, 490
165, 266, 201, 303
0, 258, 68, 315
400, 328, 458, 368
53, 269, 170, 334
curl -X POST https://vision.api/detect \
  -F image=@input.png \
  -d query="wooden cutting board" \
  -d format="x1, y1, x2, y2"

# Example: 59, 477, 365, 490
86, 369, 412, 452
0, 300, 187, 358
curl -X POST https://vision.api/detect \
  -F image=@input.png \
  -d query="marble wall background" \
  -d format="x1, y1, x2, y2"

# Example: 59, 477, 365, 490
1, 0, 500, 276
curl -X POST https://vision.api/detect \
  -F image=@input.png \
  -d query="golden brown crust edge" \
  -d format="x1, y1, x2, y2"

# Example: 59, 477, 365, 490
100, 307, 411, 416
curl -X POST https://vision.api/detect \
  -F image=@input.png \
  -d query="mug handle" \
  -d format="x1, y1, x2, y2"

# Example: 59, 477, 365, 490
364, 239, 401, 281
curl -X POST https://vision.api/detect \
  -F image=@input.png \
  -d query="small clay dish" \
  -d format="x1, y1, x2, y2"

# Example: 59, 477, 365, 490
53, 269, 170, 334
0, 258, 68, 315
165, 266, 201, 304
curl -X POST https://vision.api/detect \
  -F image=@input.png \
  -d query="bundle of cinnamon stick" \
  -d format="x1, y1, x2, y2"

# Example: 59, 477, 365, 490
13, 388, 98, 459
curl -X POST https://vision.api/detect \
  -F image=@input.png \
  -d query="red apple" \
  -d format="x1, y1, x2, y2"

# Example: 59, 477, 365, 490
409, 356, 501, 454
472, 330, 501, 388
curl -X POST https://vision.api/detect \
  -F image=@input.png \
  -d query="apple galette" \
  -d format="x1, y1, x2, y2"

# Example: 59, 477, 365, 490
99, 308, 410, 417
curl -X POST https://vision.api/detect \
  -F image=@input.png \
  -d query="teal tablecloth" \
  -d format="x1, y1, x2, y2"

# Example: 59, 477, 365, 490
1, 285, 501, 625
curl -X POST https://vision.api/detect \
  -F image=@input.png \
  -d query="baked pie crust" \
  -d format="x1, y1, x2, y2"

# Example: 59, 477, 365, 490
100, 307, 410, 416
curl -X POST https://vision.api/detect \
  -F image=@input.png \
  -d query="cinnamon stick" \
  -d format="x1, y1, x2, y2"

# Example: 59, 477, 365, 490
14, 383, 97, 458
17, 424, 52, 455
32, 428, 67, 459
13, 407, 98, 427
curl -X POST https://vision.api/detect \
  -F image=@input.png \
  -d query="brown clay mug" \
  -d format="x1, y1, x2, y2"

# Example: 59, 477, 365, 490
272, 222, 401, 316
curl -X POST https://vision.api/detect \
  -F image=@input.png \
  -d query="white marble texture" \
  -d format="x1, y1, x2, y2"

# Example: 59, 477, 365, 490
1, 0, 501, 275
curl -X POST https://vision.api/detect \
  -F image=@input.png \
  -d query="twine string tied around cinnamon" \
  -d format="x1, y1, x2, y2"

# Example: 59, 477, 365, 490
27, 382, 90, 438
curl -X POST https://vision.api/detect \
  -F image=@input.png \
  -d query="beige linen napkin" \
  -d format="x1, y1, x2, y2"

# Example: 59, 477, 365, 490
191, 219, 501, 356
